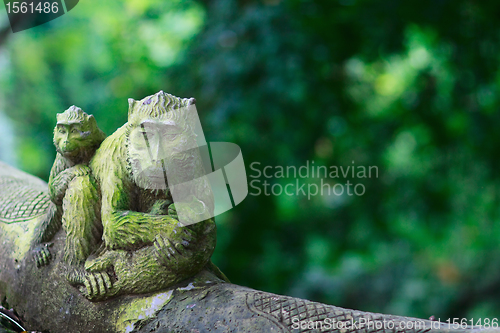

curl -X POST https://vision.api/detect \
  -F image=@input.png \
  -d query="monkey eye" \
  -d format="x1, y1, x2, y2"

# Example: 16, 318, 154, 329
58, 128, 66, 134
71, 128, 79, 134
162, 132, 179, 141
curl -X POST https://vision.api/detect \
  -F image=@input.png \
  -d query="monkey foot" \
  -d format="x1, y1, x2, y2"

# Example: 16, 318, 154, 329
32, 243, 53, 268
79, 271, 114, 300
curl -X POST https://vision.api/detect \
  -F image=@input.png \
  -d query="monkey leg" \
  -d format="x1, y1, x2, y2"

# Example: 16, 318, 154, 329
62, 175, 103, 271
49, 164, 91, 206
82, 218, 217, 300
31, 203, 63, 268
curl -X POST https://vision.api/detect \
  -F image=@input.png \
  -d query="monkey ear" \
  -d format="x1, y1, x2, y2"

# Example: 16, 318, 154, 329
87, 114, 97, 127
128, 98, 137, 108
128, 98, 138, 119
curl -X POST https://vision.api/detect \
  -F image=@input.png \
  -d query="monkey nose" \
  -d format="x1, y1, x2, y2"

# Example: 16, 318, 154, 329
152, 142, 169, 161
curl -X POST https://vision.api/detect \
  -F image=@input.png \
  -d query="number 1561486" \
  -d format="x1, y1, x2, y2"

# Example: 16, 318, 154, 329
6, 2, 59, 14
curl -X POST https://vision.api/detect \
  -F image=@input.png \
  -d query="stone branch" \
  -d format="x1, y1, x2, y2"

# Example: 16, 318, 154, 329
0, 161, 498, 333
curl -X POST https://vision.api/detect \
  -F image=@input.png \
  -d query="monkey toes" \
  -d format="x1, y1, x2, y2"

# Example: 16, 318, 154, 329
32, 243, 53, 268
79, 271, 113, 300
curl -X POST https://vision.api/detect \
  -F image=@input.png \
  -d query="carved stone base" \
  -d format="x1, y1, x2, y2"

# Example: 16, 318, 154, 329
0, 162, 498, 333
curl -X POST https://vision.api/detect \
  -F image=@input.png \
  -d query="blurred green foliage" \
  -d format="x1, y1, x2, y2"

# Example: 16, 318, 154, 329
1, 0, 500, 320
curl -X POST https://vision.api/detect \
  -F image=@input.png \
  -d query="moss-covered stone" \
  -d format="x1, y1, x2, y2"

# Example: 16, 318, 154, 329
2, 161, 500, 333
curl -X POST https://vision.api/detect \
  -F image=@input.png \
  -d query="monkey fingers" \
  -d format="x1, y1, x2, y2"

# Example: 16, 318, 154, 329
175, 242, 187, 253
168, 204, 178, 220
178, 227, 196, 248
40, 247, 51, 266
34, 252, 43, 268
83, 272, 112, 299
154, 235, 186, 266
65, 268, 87, 285
69, 164, 91, 178
96, 272, 112, 293
38, 254, 45, 267
32, 243, 52, 268
153, 235, 171, 265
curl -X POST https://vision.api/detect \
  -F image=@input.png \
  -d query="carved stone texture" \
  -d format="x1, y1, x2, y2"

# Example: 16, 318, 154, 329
0, 168, 50, 223
138, 283, 485, 333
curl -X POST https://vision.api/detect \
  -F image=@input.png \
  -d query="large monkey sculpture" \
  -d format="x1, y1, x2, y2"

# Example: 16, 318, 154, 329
78, 91, 222, 299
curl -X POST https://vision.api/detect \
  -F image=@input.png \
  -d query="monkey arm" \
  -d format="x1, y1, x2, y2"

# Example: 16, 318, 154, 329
90, 126, 172, 250
98, 171, 203, 251
50, 164, 91, 207
49, 153, 68, 183
48, 153, 71, 205
32, 203, 63, 244
30, 202, 63, 267
31, 153, 66, 248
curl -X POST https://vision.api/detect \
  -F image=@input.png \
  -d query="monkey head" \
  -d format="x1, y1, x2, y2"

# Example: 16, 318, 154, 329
126, 91, 199, 190
54, 106, 106, 163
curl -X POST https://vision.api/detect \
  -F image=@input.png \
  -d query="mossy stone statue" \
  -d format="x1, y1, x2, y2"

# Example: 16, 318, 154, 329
0, 92, 498, 332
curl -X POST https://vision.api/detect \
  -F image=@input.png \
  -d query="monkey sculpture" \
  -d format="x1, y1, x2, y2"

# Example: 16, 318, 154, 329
34, 94, 224, 300
79, 91, 220, 299
33, 106, 106, 285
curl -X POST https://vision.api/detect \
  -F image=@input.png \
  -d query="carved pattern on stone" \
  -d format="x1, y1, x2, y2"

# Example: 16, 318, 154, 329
0, 177, 50, 223
247, 292, 434, 333
246, 292, 288, 332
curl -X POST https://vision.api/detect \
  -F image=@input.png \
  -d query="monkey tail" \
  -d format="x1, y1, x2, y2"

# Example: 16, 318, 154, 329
206, 260, 230, 283
32, 202, 63, 246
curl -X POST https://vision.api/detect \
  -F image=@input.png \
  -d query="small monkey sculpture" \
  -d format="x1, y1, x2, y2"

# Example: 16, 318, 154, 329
33, 106, 105, 285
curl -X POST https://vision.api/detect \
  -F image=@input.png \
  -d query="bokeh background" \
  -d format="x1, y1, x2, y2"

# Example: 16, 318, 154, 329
1, 0, 500, 320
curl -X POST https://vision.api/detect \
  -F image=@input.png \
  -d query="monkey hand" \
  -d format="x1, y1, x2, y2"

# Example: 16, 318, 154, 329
32, 243, 53, 268
153, 227, 195, 266
49, 170, 72, 205
67, 164, 91, 178
168, 198, 211, 226
168, 203, 178, 220
49, 165, 90, 205
81, 251, 124, 300
65, 266, 87, 286
149, 199, 172, 216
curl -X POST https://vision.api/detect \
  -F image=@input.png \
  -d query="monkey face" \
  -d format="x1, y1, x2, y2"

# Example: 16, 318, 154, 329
128, 119, 189, 190
54, 123, 92, 160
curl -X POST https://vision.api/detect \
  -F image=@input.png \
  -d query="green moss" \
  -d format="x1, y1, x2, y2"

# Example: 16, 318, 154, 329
115, 291, 174, 333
